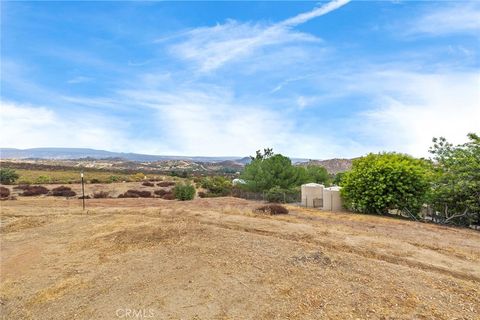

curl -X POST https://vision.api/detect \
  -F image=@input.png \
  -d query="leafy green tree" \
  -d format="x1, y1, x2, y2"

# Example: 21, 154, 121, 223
305, 165, 330, 186
428, 133, 480, 225
0, 168, 19, 185
173, 183, 196, 201
332, 172, 345, 186
341, 153, 431, 216
250, 148, 274, 161
241, 153, 304, 192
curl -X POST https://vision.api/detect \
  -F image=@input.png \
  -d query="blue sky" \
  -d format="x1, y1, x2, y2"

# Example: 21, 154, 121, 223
1, 0, 479, 158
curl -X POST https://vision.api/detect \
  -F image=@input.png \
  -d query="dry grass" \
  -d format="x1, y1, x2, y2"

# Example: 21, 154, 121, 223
11, 168, 164, 184
255, 204, 289, 215
1, 196, 479, 319
1, 216, 48, 233
29, 277, 88, 305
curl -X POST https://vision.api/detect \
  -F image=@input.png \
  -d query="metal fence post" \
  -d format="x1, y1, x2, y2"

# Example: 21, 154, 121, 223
81, 171, 85, 211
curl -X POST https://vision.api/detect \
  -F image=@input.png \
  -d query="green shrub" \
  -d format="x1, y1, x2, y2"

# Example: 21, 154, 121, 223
341, 153, 430, 216
265, 186, 299, 203
35, 175, 51, 184
0, 168, 19, 185
265, 186, 285, 203
200, 176, 232, 197
108, 175, 121, 183
173, 183, 196, 201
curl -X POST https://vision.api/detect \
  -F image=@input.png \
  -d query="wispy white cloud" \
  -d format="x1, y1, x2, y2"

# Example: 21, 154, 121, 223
67, 76, 93, 84
128, 59, 152, 67
118, 87, 355, 158
0, 101, 137, 152
279, 0, 350, 27
352, 71, 480, 156
169, 0, 350, 72
404, 2, 480, 37
270, 75, 313, 94
170, 21, 319, 73
3, 66, 478, 159
119, 88, 289, 155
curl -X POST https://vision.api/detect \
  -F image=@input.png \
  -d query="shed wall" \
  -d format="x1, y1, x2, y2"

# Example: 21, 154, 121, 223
301, 184, 324, 208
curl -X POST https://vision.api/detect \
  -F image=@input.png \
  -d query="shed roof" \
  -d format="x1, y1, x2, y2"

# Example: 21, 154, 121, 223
302, 183, 324, 187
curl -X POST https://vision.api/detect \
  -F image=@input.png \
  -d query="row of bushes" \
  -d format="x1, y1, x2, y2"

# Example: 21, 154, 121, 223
0, 167, 180, 185
141, 181, 175, 187
116, 189, 172, 200
4, 183, 195, 201
9, 185, 77, 197
118, 183, 194, 200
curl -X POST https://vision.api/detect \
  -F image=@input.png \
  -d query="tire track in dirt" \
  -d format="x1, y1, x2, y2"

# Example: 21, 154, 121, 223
3, 201, 478, 284
198, 218, 480, 284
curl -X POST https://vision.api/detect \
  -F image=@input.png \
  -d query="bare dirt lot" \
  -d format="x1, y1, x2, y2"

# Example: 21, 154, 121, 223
1, 195, 479, 319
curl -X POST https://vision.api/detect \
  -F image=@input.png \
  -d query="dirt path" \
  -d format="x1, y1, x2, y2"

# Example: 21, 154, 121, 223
1, 197, 479, 319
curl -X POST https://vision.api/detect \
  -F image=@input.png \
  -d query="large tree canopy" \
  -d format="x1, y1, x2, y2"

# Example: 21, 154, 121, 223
341, 152, 431, 215
428, 133, 480, 224
240, 149, 328, 193
241, 153, 303, 192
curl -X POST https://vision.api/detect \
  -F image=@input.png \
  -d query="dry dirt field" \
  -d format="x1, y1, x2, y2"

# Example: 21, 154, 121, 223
1, 194, 479, 319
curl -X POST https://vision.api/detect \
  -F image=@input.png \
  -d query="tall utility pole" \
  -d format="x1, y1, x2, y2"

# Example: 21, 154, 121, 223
81, 171, 85, 210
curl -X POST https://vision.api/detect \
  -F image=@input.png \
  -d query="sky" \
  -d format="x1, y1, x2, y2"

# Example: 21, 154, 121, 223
1, 0, 479, 159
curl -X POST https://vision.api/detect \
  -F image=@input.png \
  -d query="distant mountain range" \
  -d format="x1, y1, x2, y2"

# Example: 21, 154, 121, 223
0, 148, 352, 173
0, 148, 249, 163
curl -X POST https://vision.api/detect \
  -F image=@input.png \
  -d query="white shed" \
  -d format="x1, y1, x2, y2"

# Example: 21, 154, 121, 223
323, 186, 343, 212
301, 183, 324, 208
232, 178, 246, 186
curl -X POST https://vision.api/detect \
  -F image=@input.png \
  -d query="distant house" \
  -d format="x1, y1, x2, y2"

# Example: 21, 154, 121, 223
232, 178, 246, 186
